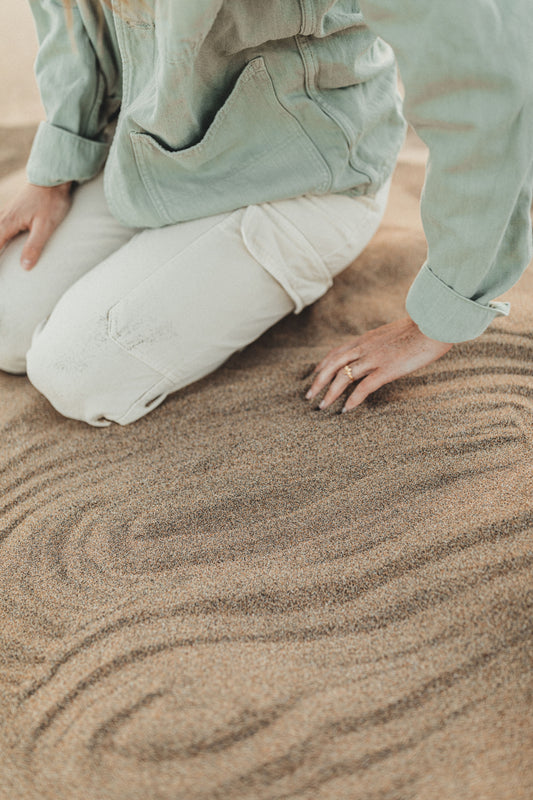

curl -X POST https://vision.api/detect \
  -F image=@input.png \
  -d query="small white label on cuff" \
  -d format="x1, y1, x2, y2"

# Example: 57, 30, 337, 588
488, 300, 511, 315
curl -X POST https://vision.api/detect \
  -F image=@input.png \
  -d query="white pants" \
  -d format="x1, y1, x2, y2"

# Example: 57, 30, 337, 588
0, 172, 389, 426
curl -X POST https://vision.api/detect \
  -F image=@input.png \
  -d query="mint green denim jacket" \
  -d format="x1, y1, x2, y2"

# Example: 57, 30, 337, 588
26, 0, 533, 343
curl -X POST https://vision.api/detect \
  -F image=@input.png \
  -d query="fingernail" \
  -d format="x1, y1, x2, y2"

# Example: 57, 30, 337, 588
341, 406, 347, 414
305, 390, 313, 400
22, 259, 32, 269
319, 400, 326, 409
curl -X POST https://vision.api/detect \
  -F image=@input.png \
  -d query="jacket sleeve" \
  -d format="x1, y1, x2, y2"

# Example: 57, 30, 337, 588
358, 0, 533, 343
26, 0, 120, 187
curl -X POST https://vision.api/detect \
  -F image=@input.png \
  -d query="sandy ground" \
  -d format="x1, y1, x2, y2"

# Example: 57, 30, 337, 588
1, 7, 532, 800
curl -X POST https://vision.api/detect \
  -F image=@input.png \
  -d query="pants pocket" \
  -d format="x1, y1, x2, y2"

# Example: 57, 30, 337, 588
242, 179, 391, 306
239, 204, 334, 314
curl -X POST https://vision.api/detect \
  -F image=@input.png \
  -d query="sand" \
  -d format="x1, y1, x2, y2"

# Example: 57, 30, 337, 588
1, 11, 532, 800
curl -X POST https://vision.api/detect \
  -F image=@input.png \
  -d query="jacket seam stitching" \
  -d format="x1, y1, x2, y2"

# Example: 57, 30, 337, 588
298, 0, 315, 36
130, 135, 171, 223
292, 37, 334, 193
263, 57, 331, 193
296, 35, 374, 184
86, 70, 106, 138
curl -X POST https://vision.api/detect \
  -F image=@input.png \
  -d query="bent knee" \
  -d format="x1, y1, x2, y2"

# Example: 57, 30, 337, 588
26, 316, 119, 427
0, 339, 27, 374
0, 236, 40, 374
0, 298, 30, 375
26, 314, 170, 427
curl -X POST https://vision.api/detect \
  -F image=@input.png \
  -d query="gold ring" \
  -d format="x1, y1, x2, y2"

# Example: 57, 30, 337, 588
344, 364, 355, 382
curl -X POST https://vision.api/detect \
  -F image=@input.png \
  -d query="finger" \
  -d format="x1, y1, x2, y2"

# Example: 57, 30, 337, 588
312, 341, 356, 375
312, 338, 364, 375
0, 213, 25, 253
319, 361, 373, 409
342, 371, 387, 412
306, 348, 362, 399
20, 216, 54, 270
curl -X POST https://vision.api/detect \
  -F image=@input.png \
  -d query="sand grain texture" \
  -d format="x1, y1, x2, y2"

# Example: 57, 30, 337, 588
0, 22, 532, 800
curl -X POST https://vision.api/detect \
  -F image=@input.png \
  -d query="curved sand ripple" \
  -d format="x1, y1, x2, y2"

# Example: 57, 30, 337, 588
1, 134, 533, 799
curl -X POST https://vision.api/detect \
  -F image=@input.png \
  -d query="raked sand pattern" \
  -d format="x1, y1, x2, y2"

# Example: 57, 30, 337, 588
0, 15, 532, 794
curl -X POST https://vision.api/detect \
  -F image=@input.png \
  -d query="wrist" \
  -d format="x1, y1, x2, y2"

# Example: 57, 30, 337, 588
54, 181, 74, 196
405, 314, 454, 350
28, 181, 74, 195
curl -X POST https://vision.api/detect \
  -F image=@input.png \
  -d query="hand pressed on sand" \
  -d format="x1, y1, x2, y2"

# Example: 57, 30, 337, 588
305, 316, 454, 413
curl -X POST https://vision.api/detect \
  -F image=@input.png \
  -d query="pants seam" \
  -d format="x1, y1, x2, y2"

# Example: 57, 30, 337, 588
113, 375, 171, 425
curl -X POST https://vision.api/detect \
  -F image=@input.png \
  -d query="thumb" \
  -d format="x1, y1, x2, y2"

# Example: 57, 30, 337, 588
20, 216, 54, 271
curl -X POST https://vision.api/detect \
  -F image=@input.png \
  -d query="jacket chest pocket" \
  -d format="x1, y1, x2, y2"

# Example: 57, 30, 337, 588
130, 57, 331, 225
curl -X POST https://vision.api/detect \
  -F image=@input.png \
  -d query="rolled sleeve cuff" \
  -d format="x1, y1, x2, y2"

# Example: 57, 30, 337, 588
26, 121, 110, 186
405, 262, 511, 343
